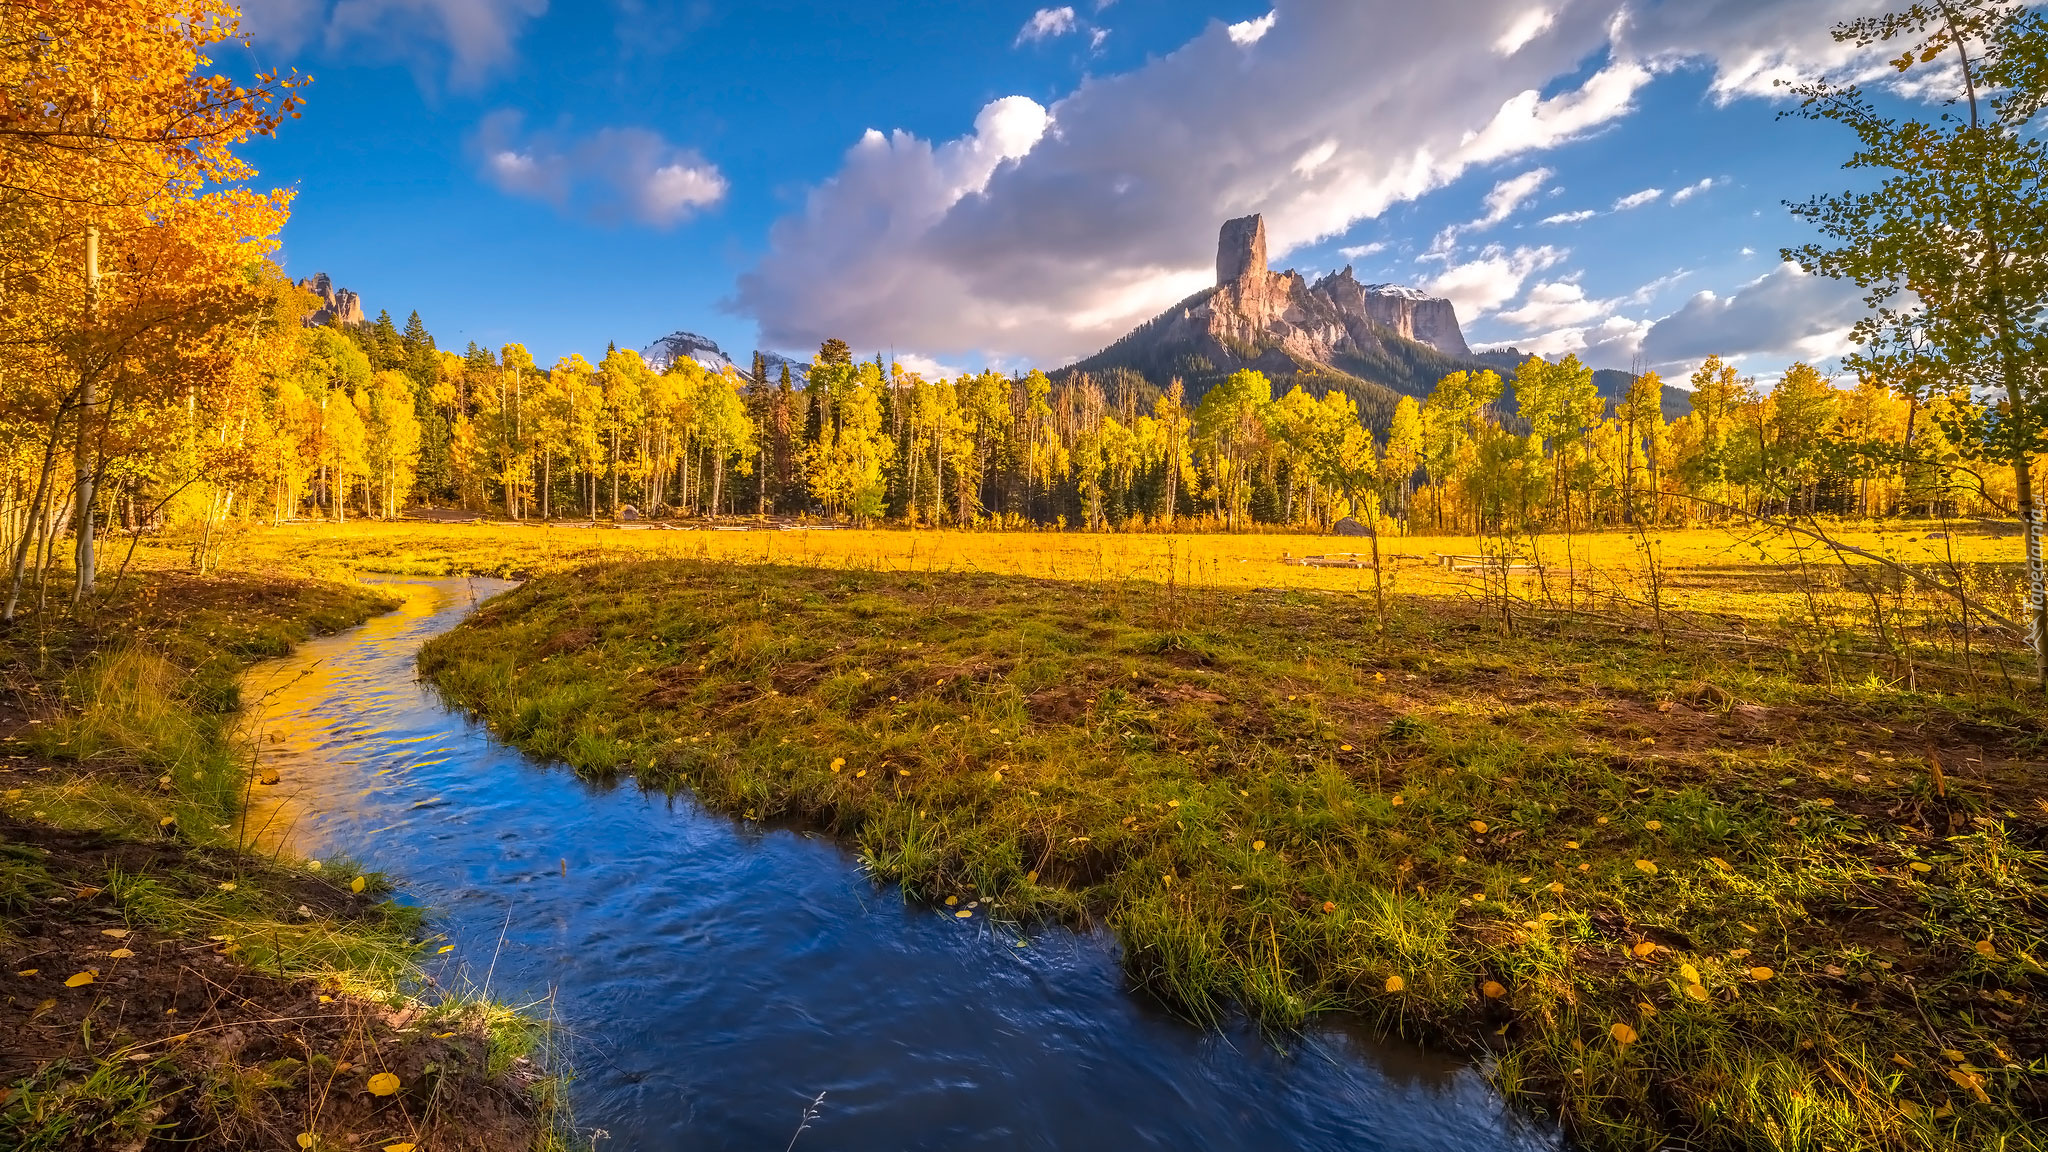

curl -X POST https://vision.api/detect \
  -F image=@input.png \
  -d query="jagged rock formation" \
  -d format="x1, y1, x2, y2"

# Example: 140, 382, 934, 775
1064, 214, 1484, 423
297, 273, 363, 327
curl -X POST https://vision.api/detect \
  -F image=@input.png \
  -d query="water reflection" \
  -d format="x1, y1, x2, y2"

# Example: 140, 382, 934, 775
242, 578, 1559, 1152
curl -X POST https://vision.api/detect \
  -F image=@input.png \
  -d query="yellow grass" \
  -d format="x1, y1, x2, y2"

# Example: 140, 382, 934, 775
195, 517, 2025, 624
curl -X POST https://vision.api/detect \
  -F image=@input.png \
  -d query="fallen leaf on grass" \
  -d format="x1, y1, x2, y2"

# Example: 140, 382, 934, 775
1385, 975, 1405, 993
1610, 1023, 1638, 1045
1634, 859, 1658, 874
350, 877, 367, 894
1748, 967, 1774, 981
1470, 821, 1488, 834
1679, 963, 1701, 985
1975, 940, 1997, 958
1632, 942, 1658, 959
366, 1072, 401, 1096
1684, 984, 1709, 1001
1481, 981, 1506, 999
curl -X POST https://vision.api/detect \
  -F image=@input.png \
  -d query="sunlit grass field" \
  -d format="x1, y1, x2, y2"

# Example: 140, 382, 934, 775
145, 517, 2047, 1150
196, 517, 2030, 639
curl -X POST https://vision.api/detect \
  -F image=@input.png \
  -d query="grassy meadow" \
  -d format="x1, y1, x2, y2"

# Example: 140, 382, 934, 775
91, 515, 2046, 1150
316, 513, 2048, 1152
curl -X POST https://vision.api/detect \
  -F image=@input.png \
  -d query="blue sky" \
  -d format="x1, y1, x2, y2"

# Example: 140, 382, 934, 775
239, 0, 1906, 380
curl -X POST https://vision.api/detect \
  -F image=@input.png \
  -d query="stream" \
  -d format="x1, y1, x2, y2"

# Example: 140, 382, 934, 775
240, 577, 1558, 1151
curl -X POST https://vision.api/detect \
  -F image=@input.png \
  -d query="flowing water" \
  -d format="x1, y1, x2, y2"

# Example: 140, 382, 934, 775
241, 577, 1558, 1152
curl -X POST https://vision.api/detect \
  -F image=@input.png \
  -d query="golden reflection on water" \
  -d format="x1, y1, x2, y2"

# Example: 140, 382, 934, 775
237, 579, 466, 856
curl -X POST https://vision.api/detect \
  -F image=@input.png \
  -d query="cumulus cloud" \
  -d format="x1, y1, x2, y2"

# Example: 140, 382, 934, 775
1425, 245, 1564, 319
1017, 7, 1078, 45
1495, 7, 1555, 56
242, 0, 547, 84
735, 0, 1893, 364
1639, 262, 1867, 372
1670, 177, 1720, 204
1338, 241, 1387, 260
473, 112, 726, 227
1497, 277, 1608, 329
1227, 11, 1277, 46
1541, 209, 1596, 225
1612, 187, 1663, 211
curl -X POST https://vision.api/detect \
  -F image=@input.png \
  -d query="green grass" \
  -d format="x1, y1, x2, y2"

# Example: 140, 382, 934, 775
420, 557, 2048, 1152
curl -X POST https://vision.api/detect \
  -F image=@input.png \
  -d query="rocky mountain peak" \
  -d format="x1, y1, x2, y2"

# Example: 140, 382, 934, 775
1216, 214, 1268, 286
296, 273, 363, 328
1063, 217, 1482, 422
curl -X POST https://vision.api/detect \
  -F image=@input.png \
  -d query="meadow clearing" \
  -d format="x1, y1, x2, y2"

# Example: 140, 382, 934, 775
143, 515, 2045, 1151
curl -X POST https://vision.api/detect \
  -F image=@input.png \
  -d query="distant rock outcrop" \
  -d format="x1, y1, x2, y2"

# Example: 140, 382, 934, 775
297, 273, 363, 327
1064, 215, 1485, 422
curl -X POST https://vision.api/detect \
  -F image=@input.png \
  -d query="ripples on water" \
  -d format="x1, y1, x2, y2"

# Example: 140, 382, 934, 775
241, 578, 1559, 1152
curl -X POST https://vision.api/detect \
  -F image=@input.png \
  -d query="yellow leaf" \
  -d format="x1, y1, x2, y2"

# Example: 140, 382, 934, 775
1610, 1022, 1638, 1045
1644, 820, 1662, 831
64, 971, 95, 988
14, 969, 35, 976
954, 909, 972, 918
437, 945, 453, 954
1564, 841, 1579, 850
1390, 795, 1403, 806
383, 1144, 417, 1152
1748, 967, 1774, 981
1385, 975, 1406, 993
1975, 940, 1997, 958
350, 877, 367, 894
159, 816, 175, 827
1684, 983, 1709, 1001
1481, 980, 1506, 999
1252, 840, 1265, 851
1909, 862, 1932, 873
366, 1072, 401, 1096
1947, 1067, 1991, 1105
297, 1135, 315, 1150
1679, 963, 1701, 985
1470, 820, 1488, 834
109, 949, 134, 959
1634, 859, 1658, 874
830, 758, 845, 772
1632, 941, 1657, 959
1025, 870, 1038, 883
1548, 881, 1564, 893
101, 928, 129, 939
1710, 857, 1732, 871
1339, 744, 1353, 752
945, 896, 958, 906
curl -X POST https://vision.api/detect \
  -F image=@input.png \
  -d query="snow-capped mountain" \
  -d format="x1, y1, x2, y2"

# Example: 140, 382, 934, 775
641, 331, 738, 374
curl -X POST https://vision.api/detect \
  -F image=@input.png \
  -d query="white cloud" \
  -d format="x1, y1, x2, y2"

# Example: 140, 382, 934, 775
1541, 209, 1596, 225
1338, 242, 1387, 260
243, 0, 547, 84
473, 112, 726, 227
1425, 245, 1564, 319
1227, 11, 1277, 46
1479, 167, 1552, 228
1497, 277, 1606, 329
1612, 187, 1663, 211
1017, 6, 1078, 45
1670, 177, 1720, 204
735, 0, 1897, 365
1639, 262, 1866, 372
1495, 7, 1554, 56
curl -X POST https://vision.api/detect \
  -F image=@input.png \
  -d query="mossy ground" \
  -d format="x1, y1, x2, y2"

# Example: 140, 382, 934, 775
421, 556, 2048, 1152
0, 567, 559, 1151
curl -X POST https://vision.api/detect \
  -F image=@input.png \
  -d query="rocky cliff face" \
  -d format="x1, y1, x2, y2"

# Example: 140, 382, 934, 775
1064, 215, 1481, 420
297, 273, 364, 327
